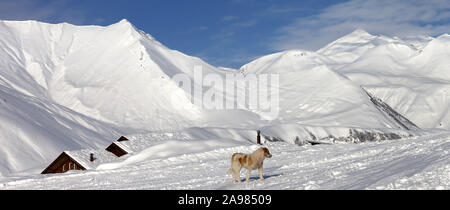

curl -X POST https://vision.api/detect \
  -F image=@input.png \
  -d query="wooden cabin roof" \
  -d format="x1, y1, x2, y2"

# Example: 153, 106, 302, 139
42, 148, 121, 174
105, 142, 129, 157
64, 149, 120, 170
41, 152, 87, 174
117, 136, 129, 142
42, 134, 178, 174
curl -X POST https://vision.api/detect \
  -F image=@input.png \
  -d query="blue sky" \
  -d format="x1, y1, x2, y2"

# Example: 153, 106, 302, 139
0, 0, 449, 68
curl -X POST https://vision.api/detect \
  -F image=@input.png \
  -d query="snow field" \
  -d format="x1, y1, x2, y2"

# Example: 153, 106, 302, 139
1, 131, 448, 190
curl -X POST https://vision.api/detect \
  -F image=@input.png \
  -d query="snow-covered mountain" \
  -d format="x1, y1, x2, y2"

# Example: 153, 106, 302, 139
0, 19, 264, 176
318, 30, 450, 129
242, 28, 450, 131
239, 49, 420, 144
0, 19, 218, 130
0, 19, 447, 178
240, 50, 410, 129
0, 19, 208, 175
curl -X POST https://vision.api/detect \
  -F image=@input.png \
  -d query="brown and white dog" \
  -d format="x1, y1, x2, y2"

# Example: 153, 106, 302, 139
227, 147, 272, 183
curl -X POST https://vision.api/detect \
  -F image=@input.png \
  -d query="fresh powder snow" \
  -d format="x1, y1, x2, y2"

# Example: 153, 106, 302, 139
1, 131, 448, 190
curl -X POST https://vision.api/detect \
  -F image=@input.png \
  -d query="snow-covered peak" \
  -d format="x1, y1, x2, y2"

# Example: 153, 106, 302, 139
316, 30, 378, 63
109, 19, 137, 31
324, 29, 450, 129
339, 29, 376, 43
351, 29, 372, 35
239, 45, 418, 131
317, 29, 410, 63
414, 32, 450, 61
118, 18, 132, 25
102, 19, 145, 41
0, 19, 223, 131
436, 33, 450, 41
240, 50, 331, 74
406, 32, 450, 81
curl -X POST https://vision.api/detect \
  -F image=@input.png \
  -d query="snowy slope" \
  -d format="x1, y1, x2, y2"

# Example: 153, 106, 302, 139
321, 30, 450, 129
0, 19, 210, 130
242, 29, 449, 130
1, 131, 448, 190
239, 49, 419, 144
0, 85, 121, 176
316, 29, 425, 64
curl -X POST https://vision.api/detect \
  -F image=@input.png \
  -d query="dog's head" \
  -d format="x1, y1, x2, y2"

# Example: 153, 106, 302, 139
262, 147, 272, 158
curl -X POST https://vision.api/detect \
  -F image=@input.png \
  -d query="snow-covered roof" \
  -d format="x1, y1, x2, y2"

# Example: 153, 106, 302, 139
65, 149, 120, 170
56, 135, 167, 171
62, 135, 168, 170
110, 141, 133, 154
108, 134, 180, 154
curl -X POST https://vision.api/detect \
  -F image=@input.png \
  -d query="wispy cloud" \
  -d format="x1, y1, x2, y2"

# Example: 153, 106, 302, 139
0, 0, 53, 21
221, 15, 257, 28
233, 19, 257, 27
263, 5, 311, 17
210, 30, 235, 40
269, 0, 450, 51
0, 0, 87, 24
222, 15, 239, 22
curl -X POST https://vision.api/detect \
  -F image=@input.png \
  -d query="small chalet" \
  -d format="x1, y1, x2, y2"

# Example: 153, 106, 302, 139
41, 152, 86, 174
116, 136, 129, 142
105, 142, 128, 157
42, 136, 132, 174
41, 148, 123, 174
105, 136, 131, 157
42, 135, 162, 174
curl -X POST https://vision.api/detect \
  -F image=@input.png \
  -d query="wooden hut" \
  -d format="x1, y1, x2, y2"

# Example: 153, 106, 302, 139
41, 149, 119, 174
42, 136, 133, 174
117, 136, 129, 142
41, 152, 87, 174
105, 142, 129, 157
104, 136, 130, 157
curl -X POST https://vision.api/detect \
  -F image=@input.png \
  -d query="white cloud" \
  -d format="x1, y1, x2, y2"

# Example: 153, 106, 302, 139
0, 0, 87, 24
0, 0, 53, 20
269, 0, 450, 51
234, 19, 257, 27
221, 15, 256, 28
222, 15, 239, 22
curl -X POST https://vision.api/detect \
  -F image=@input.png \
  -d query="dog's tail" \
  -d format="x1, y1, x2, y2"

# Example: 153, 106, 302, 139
227, 168, 232, 174
227, 154, 237, 174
